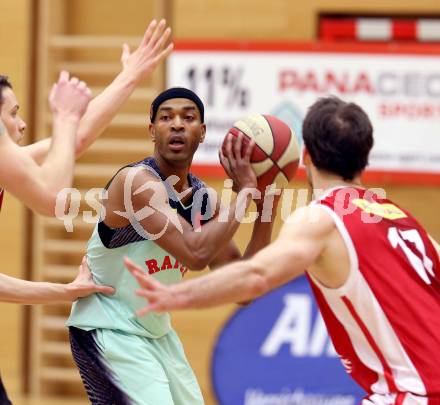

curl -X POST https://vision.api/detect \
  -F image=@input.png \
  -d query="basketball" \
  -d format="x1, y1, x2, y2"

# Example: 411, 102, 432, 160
222, 114, 300, 192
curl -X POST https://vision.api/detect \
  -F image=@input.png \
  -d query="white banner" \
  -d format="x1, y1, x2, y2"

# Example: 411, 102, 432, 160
167, 43, 440, 180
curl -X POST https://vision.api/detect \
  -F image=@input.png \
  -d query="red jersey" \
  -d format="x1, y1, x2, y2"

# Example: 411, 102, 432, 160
309, 187, 440, 404
0, 189, 4, 211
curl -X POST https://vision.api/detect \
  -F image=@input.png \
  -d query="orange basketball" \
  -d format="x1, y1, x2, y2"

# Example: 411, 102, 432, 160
222, 114, 300, 192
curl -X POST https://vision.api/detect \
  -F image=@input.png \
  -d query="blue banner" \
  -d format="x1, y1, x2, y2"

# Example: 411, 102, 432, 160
211, 276, 365, 405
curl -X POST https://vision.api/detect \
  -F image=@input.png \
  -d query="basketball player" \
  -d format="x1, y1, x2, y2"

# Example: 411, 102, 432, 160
0, 19, 172, 216
0, 19, 172, 404
67, 87, 279, 404
128, 96, 440, 404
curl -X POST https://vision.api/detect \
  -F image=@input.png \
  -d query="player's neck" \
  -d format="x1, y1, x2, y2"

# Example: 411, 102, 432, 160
153, 153, 191, 192
311, 171, 362, 198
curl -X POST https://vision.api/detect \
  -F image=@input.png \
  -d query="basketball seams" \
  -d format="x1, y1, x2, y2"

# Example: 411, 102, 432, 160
230, 127, 289, 174
263, 115, 292, 162
230, 127, 267, 163
224, 114, 300, 191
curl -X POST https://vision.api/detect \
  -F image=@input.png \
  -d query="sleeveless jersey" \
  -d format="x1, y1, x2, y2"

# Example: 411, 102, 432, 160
308, 187, 440, 402
67, 157, 212, 338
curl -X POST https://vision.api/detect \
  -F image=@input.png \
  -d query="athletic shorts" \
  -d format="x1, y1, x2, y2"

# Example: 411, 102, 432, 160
0, 374, 12, 405
69, 327, 204, 405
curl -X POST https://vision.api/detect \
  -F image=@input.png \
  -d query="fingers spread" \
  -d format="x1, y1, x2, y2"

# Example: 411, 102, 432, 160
152, 26, 171, 54
124, 256, 142, 274
148, 19, 166, 49
125, 257, 160, 289
140, 19, 157, 48
153, 43, 174, 66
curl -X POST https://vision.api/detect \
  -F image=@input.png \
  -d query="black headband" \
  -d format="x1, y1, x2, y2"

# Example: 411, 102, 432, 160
150, 87, 205, 123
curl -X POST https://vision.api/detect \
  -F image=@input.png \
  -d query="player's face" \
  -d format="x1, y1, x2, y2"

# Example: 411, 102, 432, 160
0, 88, 26, 144
150, 98, 206, 164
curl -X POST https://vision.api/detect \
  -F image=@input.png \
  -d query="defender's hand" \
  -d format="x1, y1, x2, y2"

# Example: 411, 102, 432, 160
66, 257, 115, 301
125, 257, 184, 315
120, 19, 173, 83
49, 71, 92, 121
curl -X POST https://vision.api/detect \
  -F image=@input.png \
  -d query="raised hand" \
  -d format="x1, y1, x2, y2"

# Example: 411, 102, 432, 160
66, 257, 115, 301
49, 71, 92, 120
120, 19, 173, 83
219, 132, 258, 193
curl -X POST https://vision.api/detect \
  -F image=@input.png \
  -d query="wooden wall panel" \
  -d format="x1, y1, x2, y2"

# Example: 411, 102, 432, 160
174, 0, 440, 39
66, 0, 158, 36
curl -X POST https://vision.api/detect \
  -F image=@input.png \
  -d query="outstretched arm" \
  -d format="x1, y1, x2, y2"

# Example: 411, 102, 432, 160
0, 258, 114, 305
24, 19, 173, 163
0, 72, 91, 216
127, 205, 334, 314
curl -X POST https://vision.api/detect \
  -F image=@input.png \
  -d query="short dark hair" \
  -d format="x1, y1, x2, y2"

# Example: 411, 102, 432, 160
0, 75, 12, 105
302, 96, 373, 180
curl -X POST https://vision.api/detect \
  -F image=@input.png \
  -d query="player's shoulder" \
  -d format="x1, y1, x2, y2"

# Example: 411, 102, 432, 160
282, 204, 336, 237
105, 159, 165, 202
113, 157, 161, 183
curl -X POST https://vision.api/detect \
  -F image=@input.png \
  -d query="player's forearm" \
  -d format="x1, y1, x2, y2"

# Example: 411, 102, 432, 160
0, 273, 71, 305
185, 192, 253, 269
172, 259, 267, 308
16, 116, 78, 216
40, 115, 77, 192
75, 70, 138, 157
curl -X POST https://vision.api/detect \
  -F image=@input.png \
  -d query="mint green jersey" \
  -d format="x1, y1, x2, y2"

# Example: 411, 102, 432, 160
66, 157, 212, 338
67, 158, 210, 405
67, 224, 187, 338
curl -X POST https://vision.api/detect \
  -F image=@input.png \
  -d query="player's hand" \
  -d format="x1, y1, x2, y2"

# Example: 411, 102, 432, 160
219, 132, 258, 193
65, 257, 115, 301
125, 257, 184, 315
120, 19, 173, 83
49, 71, 92, 121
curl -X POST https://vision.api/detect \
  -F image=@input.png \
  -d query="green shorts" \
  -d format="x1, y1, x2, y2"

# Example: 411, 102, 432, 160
93, 328, 204, 405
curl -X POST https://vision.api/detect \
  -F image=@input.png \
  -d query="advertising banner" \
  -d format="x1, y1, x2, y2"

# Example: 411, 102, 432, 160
211, 276, 365, 405
167, 42, 440, 184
